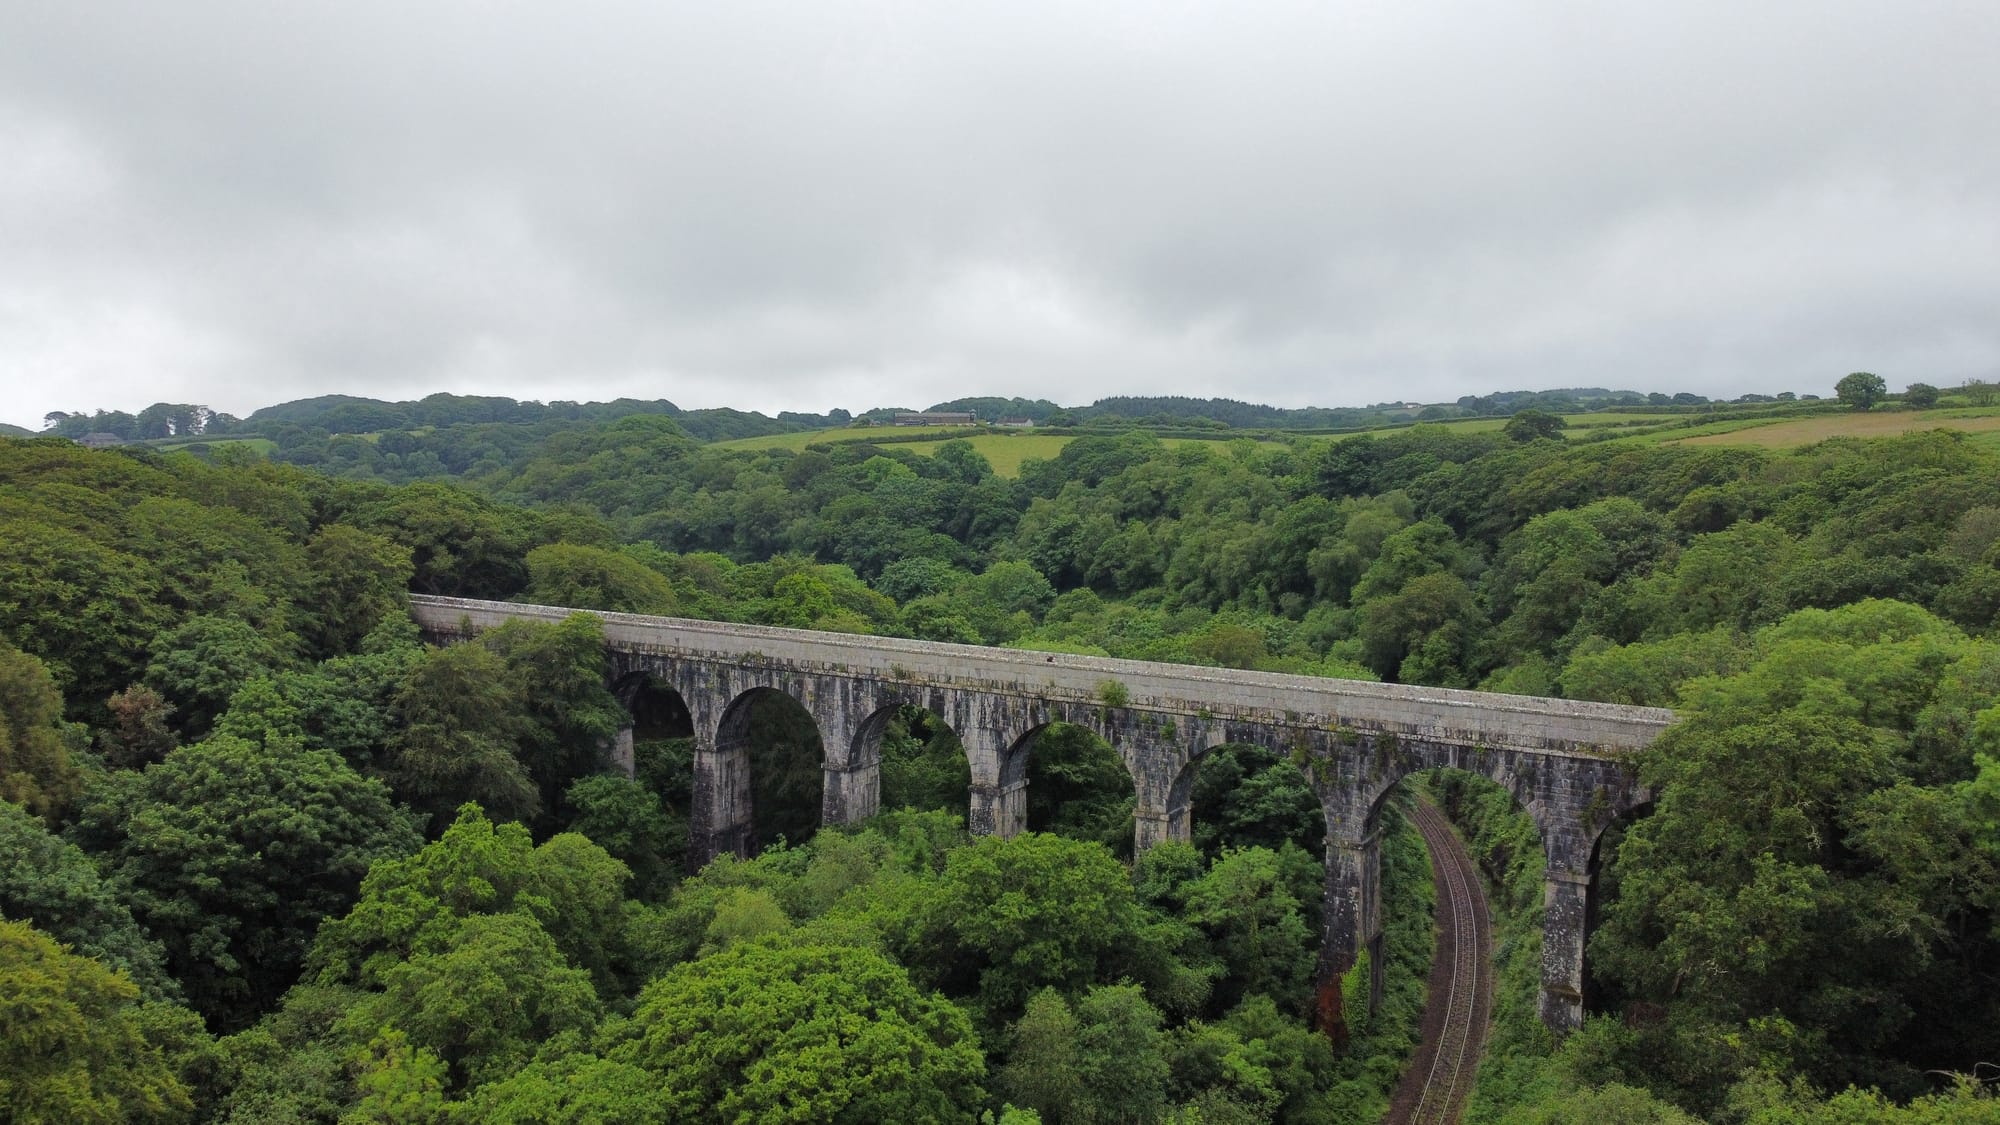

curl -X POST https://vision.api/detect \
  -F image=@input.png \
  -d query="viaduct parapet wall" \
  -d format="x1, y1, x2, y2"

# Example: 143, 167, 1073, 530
410, 594, 1674, 1033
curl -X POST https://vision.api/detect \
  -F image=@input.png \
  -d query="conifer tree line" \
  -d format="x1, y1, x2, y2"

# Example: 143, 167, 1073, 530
3, 412, 1999, 1121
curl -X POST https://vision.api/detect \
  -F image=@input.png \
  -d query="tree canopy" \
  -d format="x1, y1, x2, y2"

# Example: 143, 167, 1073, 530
6, 400, 2000, 1119
1836, 371, 1888, 411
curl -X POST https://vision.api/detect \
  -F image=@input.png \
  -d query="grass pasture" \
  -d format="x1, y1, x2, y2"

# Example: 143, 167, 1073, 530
711, 424, 1293, 478
1671, 407, 2000, 448
708, 424, 978, 452
1562, 411, 1668, 425
1317, 417, 1509, 444
1605, 416, 1811, 445
705, 402, 1972, 474
1427, 417, 1510, 436
155, 436, 279, 455
898, 433, 1288, 477
898, 433, 1075, 476
1562, 410, 1729, 433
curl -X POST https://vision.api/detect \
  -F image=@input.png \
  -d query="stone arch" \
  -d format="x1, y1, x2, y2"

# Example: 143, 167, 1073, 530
994, 717, 1144, 855
608, 672, 694, 774
1586, 794, 1653, 873
1577, 793, 1656, 1010
1396, 764, 1548, 891
1349, 753, 1555, 903
1338, 742, 1546, 839
849, 700, 974, 824
1297, 732, 1575, 1034
994, 721, 1040, 794
600, 670, 699, 833
1339, 747, 1648, 1035
691, 685, 826, 863
610, 670, 695, 739
1157, 728, 1290, 856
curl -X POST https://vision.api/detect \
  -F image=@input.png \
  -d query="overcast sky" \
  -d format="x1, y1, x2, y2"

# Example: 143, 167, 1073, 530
3, 2, 1996, 430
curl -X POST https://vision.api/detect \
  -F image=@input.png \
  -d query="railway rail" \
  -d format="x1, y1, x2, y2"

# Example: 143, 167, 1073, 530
1385, 798, 1494, 1125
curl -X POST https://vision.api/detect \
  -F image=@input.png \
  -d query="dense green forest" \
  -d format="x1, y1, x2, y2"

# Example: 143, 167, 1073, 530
4, 399, 2000, 1121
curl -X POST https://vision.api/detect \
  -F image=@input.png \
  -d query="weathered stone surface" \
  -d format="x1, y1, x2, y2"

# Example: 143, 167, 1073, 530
411, 595, 1670, 1032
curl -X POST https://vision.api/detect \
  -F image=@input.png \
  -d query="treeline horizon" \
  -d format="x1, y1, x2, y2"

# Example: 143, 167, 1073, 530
29, 379, 1868, 445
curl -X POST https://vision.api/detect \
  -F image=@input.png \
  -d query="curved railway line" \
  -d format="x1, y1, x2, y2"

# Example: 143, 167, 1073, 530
1385, 798, 1495, 1125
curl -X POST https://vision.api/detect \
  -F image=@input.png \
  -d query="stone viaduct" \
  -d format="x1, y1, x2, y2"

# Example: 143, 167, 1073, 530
409, 594, 1673, 1033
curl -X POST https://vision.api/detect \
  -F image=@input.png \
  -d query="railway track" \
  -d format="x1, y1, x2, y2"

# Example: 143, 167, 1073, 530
1385, 798, 1494, 1125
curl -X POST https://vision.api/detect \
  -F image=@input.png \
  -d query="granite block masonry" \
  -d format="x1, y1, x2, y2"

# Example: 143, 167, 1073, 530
410, 595, 1671, 1033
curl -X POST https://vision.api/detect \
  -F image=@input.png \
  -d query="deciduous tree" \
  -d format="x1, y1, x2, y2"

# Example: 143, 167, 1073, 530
1592, 601, 2000, 1098
312, 805, 633, 998
142, 614, 285, 740
0, 641, 82, 815
68, 735, 420, 1028
0, 801, 175, 999
911, 832, 1164, 1029
302, 524, 414, 658
522, 543, 678, 615
338, 912, 602, 1088
610, 939, 986, 1124
388, 643, 540, 827
0, 919, 193, 1122
1836, 371, 1887, 411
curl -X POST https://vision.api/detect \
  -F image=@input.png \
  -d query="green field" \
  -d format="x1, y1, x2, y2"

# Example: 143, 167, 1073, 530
1593, 416, 1809, 445
706, 411, 1692, 476
1562, 411, 1665, 424
710, 425, 1294, 477
706, 403, 1962, 472
155, 436, 279, 455
897, 433, 1073, 476
1157, 436, 1288, 452
899, 433, 1287, 477
1313, 417, 1503, 444
708, 424, 977, 452
1562, 410, 1716, 431
1670, 406, 2000, 448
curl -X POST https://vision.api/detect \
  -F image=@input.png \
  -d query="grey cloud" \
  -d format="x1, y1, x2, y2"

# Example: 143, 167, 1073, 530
2, 1, 1995, 428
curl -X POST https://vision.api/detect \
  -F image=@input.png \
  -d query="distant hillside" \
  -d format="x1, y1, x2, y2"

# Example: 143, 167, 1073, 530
924, 390, 1681, 432
0, 422, 32, 437
1453, 387, 1681, 413
927, 396, 1064, 421
246, 393, 675, 433
1076, 396, 1389, 429
673, 408, 814, 443
239, 387, 1713, 446
242, 393, 829, 443
48, 385, 1737, 451
915, 394, 1408, 429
